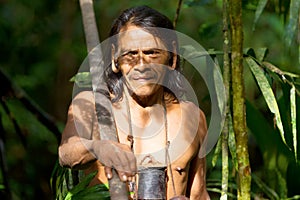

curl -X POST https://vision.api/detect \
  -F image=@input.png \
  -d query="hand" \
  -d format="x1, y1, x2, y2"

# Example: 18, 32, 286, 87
92, 140, 137, 181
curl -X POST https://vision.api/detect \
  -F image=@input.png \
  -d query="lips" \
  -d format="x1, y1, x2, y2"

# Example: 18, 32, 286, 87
132, 76, 153, 81
130, 73, 156, 81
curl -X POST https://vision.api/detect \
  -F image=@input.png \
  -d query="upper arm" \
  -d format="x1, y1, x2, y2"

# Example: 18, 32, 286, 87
188, 109, 210, 200
60, 91, 98, 143
58, 91, 99, 168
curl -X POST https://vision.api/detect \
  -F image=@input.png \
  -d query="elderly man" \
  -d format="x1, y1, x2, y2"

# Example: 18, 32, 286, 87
58, 6, 210, 199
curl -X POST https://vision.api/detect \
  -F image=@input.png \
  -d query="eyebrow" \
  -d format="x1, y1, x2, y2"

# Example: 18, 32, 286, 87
119, 48, 165, 55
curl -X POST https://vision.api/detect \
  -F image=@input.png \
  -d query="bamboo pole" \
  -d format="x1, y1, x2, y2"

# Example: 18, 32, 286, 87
78, 0, 128, 199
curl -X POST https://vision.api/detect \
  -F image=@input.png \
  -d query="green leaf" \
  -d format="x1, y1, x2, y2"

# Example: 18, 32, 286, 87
64, 171, 98, 200
213, 57, 226, 118
284, 0, 300, 47
263, 61, 300, 78
71, 184, 110, 200
70, 72, 92, 88
206, 187, 237, 199
180, 45, 207, 59
246, 57, 289, 149
252, 173, 279, 200
290, 85, 297, 162
179, 45, 223, 60
227, 113, 238, 170
255, 47, 268, 62
252, 0, 268, 31
212, 136, 222, 168
50, 161, 72, 200
276, 168, 288, 198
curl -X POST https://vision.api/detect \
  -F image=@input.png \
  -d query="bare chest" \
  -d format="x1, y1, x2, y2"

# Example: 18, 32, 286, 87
113, 103, 200, 169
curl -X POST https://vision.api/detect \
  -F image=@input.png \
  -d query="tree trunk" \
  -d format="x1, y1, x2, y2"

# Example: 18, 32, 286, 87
228, 0, 251, 199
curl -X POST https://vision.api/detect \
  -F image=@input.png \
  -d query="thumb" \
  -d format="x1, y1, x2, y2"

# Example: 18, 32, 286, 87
104, 166, 113, 179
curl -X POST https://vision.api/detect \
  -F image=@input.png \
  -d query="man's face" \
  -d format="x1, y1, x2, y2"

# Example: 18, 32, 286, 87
116, 25, 171, 98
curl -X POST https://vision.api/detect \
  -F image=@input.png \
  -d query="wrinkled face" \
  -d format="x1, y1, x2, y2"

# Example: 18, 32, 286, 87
115, 25, 172, 98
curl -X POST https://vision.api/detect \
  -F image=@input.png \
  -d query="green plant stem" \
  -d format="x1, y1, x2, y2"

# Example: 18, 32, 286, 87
221, 0, 230, 199
228, 0, 251, 199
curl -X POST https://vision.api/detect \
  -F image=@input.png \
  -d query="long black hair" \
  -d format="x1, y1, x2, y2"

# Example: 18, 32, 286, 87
105, 6, 184, 102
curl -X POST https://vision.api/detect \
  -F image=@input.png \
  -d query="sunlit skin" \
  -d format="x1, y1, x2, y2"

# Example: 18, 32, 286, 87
116, 25, 172, 106
58, 24, 210, 199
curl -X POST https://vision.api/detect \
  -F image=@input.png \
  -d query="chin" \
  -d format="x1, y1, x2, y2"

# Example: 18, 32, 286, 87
130, 84, 159, 95
132, 89, 155, 97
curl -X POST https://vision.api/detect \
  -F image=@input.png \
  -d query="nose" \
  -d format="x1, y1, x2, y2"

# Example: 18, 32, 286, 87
137, 50, 144, 65
134, 50, 149, 72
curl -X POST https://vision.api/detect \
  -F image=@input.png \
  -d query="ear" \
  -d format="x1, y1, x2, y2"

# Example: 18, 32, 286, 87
111, 44, 119, 73
170, 41, 177, 70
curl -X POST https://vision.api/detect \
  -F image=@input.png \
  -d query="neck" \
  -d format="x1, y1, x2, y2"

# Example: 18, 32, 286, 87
128, 88, 165, 108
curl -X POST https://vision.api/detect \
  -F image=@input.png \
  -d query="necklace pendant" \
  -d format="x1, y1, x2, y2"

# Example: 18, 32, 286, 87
127, 135, 134, 149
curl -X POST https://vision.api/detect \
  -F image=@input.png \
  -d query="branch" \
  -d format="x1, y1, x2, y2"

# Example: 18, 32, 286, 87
0, 68, 61, 142
173, 0, 183, 28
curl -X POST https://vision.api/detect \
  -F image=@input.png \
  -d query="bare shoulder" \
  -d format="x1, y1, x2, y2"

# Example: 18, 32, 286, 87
179, 101, 200, 110
177, 101, 207, 139
62, 90, 98, 140
67, 90, 96, 127
177, 101, 205, 118
72, 90, 95, 104
70, 91, 95, 113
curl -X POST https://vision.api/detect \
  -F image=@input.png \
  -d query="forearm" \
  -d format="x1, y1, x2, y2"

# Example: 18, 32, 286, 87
190, 186, 210, 200
58, 136, 98, 170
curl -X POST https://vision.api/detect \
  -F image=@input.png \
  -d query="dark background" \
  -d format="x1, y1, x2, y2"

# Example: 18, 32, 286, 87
0, 0, 299, 199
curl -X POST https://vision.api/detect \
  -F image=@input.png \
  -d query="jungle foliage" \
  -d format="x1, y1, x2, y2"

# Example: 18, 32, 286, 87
0, 0, 299, 199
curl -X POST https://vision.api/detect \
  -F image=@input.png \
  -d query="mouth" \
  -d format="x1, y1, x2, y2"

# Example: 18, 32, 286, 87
132, 76, 154, 82
130, 73, 156, 82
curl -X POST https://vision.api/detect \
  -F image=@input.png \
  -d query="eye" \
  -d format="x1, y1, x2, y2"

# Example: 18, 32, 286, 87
143, 49, 161, 57
118, 50, 138, 63
125, 50, 138, 57
143, 50, 155, 55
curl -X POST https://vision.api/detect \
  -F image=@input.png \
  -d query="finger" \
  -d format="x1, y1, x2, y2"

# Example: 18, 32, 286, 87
127, 176, 132, 182
113, 152, 133, 181
117, 171, 128, 182
104, 166, 113, 179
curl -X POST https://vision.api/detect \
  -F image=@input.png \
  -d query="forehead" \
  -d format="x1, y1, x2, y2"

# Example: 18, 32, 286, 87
118, 25, 167, 50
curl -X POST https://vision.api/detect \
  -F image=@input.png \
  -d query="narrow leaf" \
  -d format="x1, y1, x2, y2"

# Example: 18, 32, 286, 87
227, 113, 238, 170
290, 85, 297, 162
206, 188, 237, 199
71, 184, 110, 200
276, 168, 288, 197
221, 120, 229, 200
213, 57, 226, 117
263, 61, 300, 78
212, 137, 222, 167
64, 171, 98, 200
252, 0, 268, 31
255, 47, 268, 62
69, 72, 92, 88
252, 174, 279, 199
246, 57, 289, 148
284, 0, 300, 47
